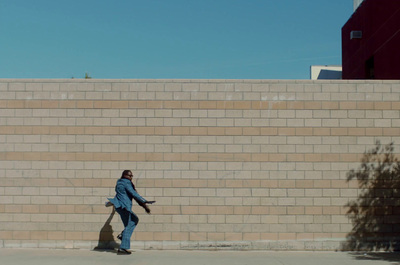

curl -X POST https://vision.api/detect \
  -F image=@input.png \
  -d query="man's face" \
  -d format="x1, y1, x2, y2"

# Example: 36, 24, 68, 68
126, 172, 133, 181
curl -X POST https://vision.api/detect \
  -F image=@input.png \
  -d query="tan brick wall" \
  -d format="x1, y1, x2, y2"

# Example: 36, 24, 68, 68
1, 79, 399, 250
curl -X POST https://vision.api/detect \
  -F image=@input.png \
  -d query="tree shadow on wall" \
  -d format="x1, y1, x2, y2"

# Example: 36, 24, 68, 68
342, 141, 400, 253
93, 206, 120, 252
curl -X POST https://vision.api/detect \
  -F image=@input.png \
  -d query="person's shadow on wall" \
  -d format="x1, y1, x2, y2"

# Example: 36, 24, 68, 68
342, 141, 400, 254
93, 206, 120, 252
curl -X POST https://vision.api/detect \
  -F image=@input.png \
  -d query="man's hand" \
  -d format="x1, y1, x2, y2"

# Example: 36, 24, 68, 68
140, 200, 155, 214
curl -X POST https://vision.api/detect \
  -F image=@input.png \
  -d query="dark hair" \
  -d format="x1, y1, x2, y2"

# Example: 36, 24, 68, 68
121, 170, 132, 178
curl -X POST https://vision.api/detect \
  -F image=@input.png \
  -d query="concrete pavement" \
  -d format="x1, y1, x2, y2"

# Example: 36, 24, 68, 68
0, 249, 400, 265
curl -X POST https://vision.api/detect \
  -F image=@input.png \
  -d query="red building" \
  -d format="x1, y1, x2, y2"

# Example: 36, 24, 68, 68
342, 0, 400, 79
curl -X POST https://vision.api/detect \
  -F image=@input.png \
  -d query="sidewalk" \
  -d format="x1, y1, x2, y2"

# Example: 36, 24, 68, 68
1, 249, 400, 265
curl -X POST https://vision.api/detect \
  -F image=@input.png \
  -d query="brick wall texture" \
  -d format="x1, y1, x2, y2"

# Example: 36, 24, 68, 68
1, 79, 400, 250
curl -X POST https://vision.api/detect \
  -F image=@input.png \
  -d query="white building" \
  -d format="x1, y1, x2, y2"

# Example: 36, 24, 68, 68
310, 65, 342, 80
354, 0, 364, 11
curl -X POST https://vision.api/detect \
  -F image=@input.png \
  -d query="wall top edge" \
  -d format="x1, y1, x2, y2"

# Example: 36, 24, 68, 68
0, 79, 399, 84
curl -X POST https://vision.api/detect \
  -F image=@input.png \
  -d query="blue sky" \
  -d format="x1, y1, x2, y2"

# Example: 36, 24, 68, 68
0, 0, 354, 79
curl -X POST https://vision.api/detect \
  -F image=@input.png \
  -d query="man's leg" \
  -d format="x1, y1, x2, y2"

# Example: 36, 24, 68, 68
115, 208, 129, 249
121, 212, 139, 249
116, 208, 139, 250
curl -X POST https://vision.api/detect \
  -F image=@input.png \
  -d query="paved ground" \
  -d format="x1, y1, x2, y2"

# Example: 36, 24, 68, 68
1, 249, 400, 265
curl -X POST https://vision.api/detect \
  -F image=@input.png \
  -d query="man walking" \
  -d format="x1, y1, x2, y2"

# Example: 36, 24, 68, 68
108, 170, 155, 255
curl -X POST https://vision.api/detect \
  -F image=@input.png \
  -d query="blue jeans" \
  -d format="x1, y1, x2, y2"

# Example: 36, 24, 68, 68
115, 208, 139, 249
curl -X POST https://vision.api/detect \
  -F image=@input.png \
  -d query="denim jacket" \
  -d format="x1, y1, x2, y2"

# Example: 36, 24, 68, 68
108, 178, 147, 213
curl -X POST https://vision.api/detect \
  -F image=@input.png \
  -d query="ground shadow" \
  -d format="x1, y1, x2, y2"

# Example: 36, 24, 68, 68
93, 206, 120, 252
342, 141, 400, 255
348, 252, 400, 262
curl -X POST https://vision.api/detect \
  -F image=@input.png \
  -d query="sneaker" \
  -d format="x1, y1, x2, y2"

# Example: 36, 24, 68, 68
117, 233, 122, 240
